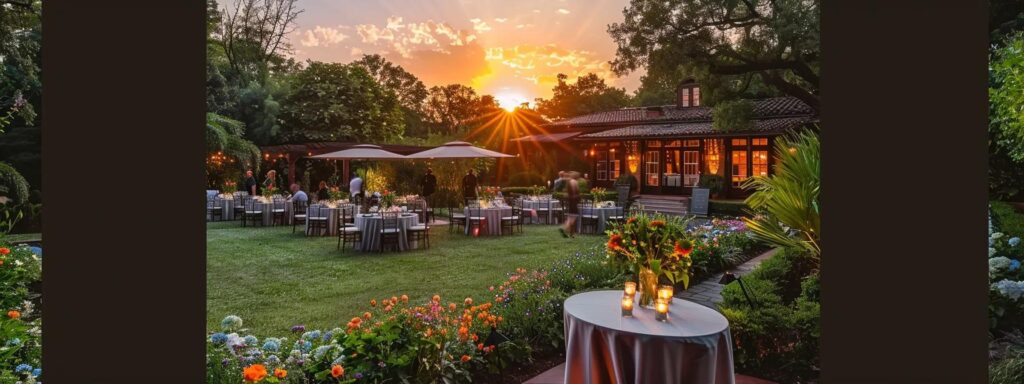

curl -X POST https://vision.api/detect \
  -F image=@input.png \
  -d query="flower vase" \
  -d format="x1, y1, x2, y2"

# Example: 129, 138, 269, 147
638, 267, 658, 308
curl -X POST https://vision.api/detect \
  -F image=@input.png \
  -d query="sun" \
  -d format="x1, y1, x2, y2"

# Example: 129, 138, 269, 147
494, 92, 531, 112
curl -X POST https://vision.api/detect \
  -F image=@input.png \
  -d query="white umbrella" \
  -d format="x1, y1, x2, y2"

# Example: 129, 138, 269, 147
404, 141, 514, 159
310, 144, 407, 160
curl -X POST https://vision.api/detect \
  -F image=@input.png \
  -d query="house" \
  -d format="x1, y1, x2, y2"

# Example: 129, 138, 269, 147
513, 79, 817, 199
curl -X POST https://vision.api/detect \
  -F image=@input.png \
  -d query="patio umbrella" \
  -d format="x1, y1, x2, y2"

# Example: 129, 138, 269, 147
404, 141, 514, 159
310, 144, 407, 160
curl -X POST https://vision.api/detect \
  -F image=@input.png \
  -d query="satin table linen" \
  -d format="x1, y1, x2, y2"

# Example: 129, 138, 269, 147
354, 213, 419, 251
463, 206, 512, 236
563, 290, 735, 384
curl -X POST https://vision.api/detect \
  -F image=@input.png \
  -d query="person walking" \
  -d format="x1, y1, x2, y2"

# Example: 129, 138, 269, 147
559, 172, 581, 238
349, 172, 364, 201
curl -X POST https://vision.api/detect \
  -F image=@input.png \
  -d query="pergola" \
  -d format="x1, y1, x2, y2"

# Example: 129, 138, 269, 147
257, 142, 435, 185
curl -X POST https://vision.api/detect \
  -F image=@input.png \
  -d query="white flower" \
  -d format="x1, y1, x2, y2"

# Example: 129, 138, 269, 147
14, 260, 22, 266
993, 279, 1024, 300
993, 232, 1005, 239
990, 247, 998, 257
991, 257, 1013, 276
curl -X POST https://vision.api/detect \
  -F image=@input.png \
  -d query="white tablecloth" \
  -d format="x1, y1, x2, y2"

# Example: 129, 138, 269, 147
464, 206, 512, 236
354, 213, 420, 251
521, 199, 560, 224
563, 290, 735, 384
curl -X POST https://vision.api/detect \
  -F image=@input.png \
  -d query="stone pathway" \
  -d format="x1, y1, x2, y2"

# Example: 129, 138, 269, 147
677, 247, 779, 309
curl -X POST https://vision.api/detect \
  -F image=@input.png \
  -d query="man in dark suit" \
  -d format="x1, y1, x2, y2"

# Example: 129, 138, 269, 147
462, 169, 478, 202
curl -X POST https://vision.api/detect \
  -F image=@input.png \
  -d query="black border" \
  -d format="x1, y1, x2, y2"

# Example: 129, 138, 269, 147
822, 0, 989, 381
43, 1, 206, 382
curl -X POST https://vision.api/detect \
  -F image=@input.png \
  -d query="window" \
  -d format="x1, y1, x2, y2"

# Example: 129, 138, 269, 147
663, 150, 681, 187
752, 137, 768, 146
704, 138, 723, 175
611, 159, 621, 179
645, 150, 660, 186
664, 140, 681, 147
680, 86, 700, 107
680, 89, 691, 107
731, 138, 748, 146
684, 140, 700, 147
596, 150, 609, 180
683, 150, 700, 187
647, 140, 662, 148
731, 150, 748, 186
752, 150, 769, 177
692, 87, 700, 106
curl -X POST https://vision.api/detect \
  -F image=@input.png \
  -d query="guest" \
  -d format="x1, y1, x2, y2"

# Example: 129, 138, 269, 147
263, 170, 278, 193
244, 170, 258, 196
316, 181, 331, 202
462, 169, 478, 201
349, 171, 364, 201
288, 183, 308, 203
559, 172, 581, 238
552, 171, 566, 192
421, 168, 437, 198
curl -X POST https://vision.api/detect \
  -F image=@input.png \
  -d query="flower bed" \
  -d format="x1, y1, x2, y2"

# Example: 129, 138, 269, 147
990, 203, 1024, 383
0, 241, 42, 384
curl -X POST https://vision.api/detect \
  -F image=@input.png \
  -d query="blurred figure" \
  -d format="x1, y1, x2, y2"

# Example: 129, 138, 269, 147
349, 171, 364, 200
316, 181, 331, 202
421, 168, 437, 197
462, 169, 478, 201
263, 170, 278, 192
559, 172, 581, 238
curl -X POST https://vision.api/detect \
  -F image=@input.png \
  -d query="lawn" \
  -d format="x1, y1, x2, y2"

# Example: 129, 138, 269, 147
206, 220, 603, 335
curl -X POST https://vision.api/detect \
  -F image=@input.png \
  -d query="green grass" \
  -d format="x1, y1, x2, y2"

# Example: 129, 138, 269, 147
207, 221, 602, 335
993, 201, 1024, 237
2, 233, 41, 243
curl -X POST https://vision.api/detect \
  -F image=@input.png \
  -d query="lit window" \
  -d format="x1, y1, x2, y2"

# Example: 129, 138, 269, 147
596, 150, 609, 181
683, 150, 700, 187
731, 138, 748, 146
731, 150, 748, 186
611, 160, 621, 179
680, 89, 691, 107
752, 150, 769, 177
645, 151, 660, 186
684, 140, 700, 147
647, 140, 662, 148
692, 87, 700, 106
752, 138, 768, 146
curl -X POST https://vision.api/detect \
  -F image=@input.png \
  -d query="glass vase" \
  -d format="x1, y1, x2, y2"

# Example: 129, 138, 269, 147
638, 267, 658, 308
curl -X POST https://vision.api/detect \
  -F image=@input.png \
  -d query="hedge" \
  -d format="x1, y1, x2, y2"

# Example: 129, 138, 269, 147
710, 200, 750, 217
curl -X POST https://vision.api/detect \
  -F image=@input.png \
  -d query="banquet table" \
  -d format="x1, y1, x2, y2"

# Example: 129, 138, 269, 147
577, 205, 623, 234
464, 206, 513, 236
354, 213, 420, 251
521, 199, 560, 224
211, 195, 236, 221
563, 290, 735, 384
304, 204, 357, 236
247, 198, 292, 226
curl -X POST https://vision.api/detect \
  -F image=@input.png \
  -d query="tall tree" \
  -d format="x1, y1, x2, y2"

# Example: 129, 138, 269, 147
218, 0, 302, 84
279, 61, 405, 143
423, 84, 485, 135
534, 73, 630, 119
0, 0, 41, 196
608, 0, 820, 111
350, 54, 428, 112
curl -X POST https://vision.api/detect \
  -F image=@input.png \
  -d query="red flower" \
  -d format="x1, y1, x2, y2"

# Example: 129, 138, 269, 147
0, 247, 9, 255
674, 240, 693, 256
607, 234, 624, 251
331, 364, 345, 378
460, 354, 472, 363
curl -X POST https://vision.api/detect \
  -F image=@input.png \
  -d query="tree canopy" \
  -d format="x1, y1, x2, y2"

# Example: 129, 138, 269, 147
609, 0, 819, 111
534, 73, 631, 120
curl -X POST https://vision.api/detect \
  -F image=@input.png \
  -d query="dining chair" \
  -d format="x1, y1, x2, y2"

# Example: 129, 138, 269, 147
271, 198, 287, 226
233, 195, 246, 223
243, 198, 263, 227
338, 205, 362, 251
408, 216, 430, 250
580, 199, 598, 234
501, 199, 523, 235
448, 200, 466, 234
207, 198, 223, 222
307, 204, 329, 236
379, 212, 401, 253
467, 204, 487, 236
291, 200, 308, 233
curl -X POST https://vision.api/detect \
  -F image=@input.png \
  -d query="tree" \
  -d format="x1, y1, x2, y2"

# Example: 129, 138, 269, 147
218, 0, 303, 84
609, 0, 820, 111
0, 0, 41, 129
350, 54, 428, 112
423, 84, 485, 135
534, 73, 631, 119
991, 33, 1024, 163
279, 61, 405, 143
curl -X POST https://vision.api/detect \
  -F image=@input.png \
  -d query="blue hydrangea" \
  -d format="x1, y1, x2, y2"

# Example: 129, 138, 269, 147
14, 364, 32, 373
221, 315, 243, 331
262, 338, 281, 351
302, 330, 322, 341
210, 333, 228, 344
993, 279, 1024, 300
265, 355, 281, 365
243, 335, 258, 346
294, 340, 312, 352
32, 368, 40, 377
1010, 237, 1021, 247
1012, 260, 1022, 271
5, 337, 22, 347
29, 246, 41, 257
313, 345, 332, 360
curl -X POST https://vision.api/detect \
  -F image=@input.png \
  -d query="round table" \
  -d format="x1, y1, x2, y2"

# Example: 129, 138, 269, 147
354, 213, 419, 251
305, 204, 356, 236
577, 206, 623, 234
246, 198, 292, 226
521, 199, 560, 224
563, 290, 735, 384
464, 206, 512, 236
212, 195, 236, 221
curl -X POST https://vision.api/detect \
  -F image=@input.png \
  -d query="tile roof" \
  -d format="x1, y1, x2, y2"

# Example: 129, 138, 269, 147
510, 131, 582, 142
575, 116, 816, 140
545, 96, 814, 128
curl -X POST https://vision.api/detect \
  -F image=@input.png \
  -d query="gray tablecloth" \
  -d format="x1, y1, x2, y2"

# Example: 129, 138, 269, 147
305, 204, 356, 236
211, 196, 236, 221
563, 290, 735, 384
577, 206, 623, 234
354, 213, 419, 251
522, 199, 560, 224
255, 200, 293, 226
464, 206, 512, 236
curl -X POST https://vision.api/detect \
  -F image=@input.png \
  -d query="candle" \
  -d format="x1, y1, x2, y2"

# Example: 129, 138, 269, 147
657, 285, 674, 304
655, 299, 669, 322
624, 282, 637, 297
621, 295, 634, 317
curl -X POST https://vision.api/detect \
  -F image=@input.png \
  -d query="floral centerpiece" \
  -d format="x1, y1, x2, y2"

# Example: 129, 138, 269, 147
606, 213, 693, 307
530, 185, 545, 197
262, 185, 278, 199
223, 180, 237, 194
590, 187, 608, 203
477, 186, 499, 203
327, 187, 347, 202
379, 190, 395, 209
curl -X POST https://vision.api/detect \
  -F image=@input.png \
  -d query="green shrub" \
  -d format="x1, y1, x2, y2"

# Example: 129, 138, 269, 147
546, 247, 627, 293
490, 269, 567, 351
991, 354, 1024, 384
718, 247, 820, 383
698, 174, 725, 196
0, 163, 29, 205
993, 201, 1024, 238
710, 200, 750, 217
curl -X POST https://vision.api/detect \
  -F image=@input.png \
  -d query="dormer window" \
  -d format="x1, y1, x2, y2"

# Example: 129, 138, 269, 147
678, 80, 700, 107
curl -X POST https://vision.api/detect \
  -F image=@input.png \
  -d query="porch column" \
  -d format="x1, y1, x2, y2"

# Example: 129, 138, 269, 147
287, 154, 297, 186
342, 159, 351, 186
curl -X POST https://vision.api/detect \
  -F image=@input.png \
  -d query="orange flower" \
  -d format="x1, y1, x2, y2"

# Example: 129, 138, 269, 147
242, 364, 268, 382
460, 354, 472, 363
274, 368, 287, 379
448, 303, 457, 311
331, 364, 345, 378
674, 239, 693, 256
477, 342, 485, 350
607, 234, 624, 251
370, 299, 377, 307
0, 247, 9, 255
464, 297, 473, 306
650, 220, 665, 228
363, 312, 372, 320
401, 294, 409, 303
391, 296, 398, 304
7, 310, 19, 319
472, 334, 479, 342
432, 294, 441, 303
458, 326, 469, 340
626, 217, 637, 224
384, 305, 393, 312
351, 316, 363, 324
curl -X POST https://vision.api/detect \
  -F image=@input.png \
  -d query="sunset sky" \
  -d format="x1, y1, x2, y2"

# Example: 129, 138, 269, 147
288, 0, 641, 109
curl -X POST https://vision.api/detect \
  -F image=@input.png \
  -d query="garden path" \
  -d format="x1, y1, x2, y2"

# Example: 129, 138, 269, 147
677, 247, 779, 309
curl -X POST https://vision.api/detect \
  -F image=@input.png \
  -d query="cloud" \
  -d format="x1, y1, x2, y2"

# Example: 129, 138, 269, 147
556, 9, 571, 15
356, 18, 477, 59
469, 18, 492, 34
494, 18, 508, 23
350, 47, 363, 57
300, 26, 350, 47
389, 42, 491, 86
